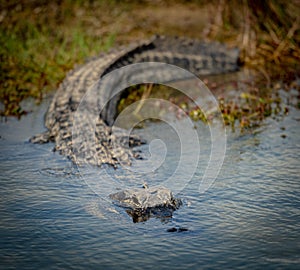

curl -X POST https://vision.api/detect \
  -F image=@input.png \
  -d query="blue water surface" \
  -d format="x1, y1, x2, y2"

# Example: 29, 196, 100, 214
0, 93, 299, 270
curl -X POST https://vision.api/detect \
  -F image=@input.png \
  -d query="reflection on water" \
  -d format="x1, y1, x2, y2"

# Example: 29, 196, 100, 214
0, 96, 299, 269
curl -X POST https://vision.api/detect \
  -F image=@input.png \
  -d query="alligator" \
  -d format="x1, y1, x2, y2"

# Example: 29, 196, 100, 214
30, 35, 240, 168
30, 35, 239, 219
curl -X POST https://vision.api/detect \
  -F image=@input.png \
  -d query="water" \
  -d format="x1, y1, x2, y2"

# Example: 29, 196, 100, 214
0, 94, 299, 269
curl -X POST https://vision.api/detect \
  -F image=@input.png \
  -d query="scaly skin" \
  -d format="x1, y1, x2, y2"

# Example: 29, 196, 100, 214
30, 35, 240, 167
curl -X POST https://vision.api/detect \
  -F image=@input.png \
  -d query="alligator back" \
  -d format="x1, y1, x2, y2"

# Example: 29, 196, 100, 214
30, 35, 240, 167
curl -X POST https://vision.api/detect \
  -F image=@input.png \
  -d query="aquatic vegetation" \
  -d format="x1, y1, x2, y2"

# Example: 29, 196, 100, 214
217, 91, 288, 131
117, 76, 298, 133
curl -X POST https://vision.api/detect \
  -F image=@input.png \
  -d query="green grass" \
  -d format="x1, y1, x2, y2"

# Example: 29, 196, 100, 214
0, 1, 116, 116
0, 22, 115, 115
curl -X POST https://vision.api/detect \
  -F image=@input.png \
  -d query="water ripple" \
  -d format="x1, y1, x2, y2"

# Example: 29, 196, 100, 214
0, 100, 300, 269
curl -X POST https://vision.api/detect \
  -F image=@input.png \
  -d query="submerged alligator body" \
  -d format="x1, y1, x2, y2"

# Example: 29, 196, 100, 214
31, 35, 240, 167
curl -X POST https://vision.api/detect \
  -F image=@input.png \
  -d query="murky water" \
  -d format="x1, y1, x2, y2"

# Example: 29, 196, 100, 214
0, 91, 299, 269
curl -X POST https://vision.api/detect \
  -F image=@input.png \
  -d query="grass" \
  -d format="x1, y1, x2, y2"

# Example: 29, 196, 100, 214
0, 1, 117, 116
0, 0, 299, 128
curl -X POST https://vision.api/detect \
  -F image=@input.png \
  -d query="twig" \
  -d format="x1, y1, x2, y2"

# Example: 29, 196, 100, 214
133, 83, 153, 115
273, 19, 299, 61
